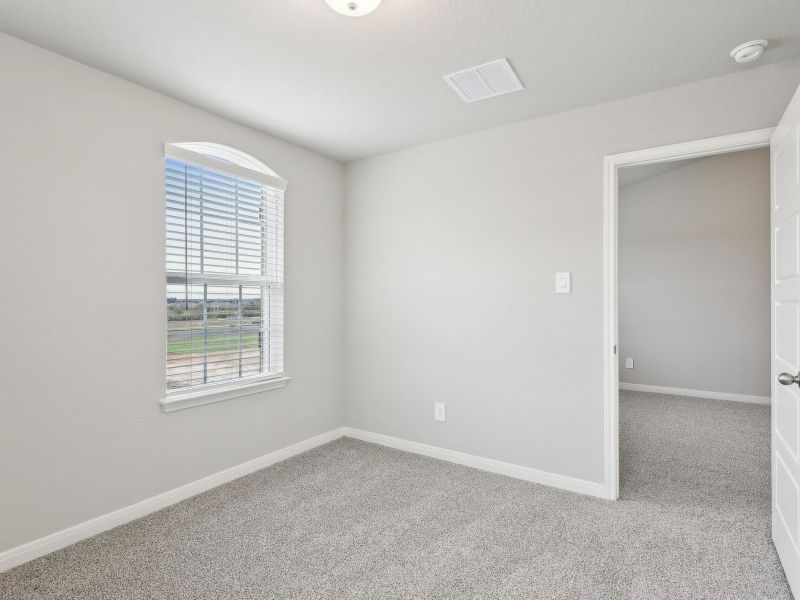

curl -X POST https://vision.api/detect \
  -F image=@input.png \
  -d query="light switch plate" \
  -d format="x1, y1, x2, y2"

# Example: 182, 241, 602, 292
555, 272, 571, 294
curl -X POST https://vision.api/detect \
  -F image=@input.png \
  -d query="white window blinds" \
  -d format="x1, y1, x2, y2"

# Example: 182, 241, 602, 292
165, 148, 284, 394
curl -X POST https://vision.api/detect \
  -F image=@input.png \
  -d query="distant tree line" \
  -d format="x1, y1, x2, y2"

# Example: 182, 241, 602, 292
167, 298, 261, 321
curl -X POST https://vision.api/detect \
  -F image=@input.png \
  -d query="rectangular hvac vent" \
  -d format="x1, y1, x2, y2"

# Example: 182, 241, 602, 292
444, 59, 524, 103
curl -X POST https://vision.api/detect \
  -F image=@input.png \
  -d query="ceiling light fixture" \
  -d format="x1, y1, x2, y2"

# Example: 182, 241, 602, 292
325, 0, 382, 17
730, 40, 768, 64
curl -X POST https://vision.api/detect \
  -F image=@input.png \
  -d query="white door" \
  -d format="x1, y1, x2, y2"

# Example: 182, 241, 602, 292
773, 83, 800, 596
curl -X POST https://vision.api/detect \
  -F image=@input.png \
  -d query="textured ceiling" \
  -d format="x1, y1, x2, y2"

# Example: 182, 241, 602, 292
1, 0, 799, 161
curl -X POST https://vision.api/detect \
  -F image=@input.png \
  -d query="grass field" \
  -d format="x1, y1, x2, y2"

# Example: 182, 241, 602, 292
167, 313, 263, 355
167, 331, 261, 354
166, 317, 265, 389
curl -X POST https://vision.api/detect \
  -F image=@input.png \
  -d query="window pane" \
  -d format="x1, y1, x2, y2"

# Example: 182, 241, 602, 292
166, 284, 265, 391
166, 158, 266, 278
166, 284, 206, 390
206, 285, 262, 384
241, 286, 264, 379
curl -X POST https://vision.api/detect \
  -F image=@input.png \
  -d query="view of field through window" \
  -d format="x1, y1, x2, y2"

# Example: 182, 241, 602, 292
167, 284, 264, 390
166, 155, 278, 392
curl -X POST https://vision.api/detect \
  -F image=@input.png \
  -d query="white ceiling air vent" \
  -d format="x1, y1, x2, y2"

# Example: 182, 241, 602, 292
444, 59, 524, 103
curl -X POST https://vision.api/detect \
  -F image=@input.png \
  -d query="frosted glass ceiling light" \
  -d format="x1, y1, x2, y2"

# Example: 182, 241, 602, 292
325, 0, 382, 17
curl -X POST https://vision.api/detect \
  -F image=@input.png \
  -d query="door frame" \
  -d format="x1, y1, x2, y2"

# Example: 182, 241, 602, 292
602, 127, 774, 501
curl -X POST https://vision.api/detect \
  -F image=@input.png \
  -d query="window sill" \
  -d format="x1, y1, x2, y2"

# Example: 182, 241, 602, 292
160, 376, 291, 413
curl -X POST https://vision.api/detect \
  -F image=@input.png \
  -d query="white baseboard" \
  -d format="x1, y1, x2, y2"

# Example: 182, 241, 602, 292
0, 427, 345, 573
1, 425, 609, 572
343, 427, 607, 499
619, 382, 771, 405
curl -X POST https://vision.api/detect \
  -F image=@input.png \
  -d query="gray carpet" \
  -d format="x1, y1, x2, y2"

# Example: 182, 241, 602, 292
0, 391, 791, 599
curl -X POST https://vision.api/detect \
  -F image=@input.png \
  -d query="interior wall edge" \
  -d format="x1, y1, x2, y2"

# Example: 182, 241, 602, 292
0, 428, 346, 573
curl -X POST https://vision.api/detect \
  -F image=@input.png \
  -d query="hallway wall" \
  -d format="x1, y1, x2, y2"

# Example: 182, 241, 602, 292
618, 148, 770, 397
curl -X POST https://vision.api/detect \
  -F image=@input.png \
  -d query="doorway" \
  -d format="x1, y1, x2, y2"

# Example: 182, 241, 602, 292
601, 128, 774, 501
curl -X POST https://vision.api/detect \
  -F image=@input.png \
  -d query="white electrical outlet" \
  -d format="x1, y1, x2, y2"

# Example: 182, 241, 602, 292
434, 402, 446, 422
625, 357, 634, 369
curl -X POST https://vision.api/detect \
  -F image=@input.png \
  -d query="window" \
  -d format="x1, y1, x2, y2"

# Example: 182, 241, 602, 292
162, 143, 287, 410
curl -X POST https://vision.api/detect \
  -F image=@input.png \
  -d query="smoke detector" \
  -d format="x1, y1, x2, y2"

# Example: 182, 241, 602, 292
730, 40, 768, 64
325, 0, 382, 17
444, 59, 524, 103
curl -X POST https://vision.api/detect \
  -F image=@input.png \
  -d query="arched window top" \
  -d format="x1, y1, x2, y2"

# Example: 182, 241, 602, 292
172, 142, 278, 177
165, 142, 287, 190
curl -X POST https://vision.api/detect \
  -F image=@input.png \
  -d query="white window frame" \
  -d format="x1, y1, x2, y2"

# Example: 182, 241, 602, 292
160, 142, 289, 412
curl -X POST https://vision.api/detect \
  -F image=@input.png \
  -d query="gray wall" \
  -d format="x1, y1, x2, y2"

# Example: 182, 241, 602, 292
618, 149, 770, 397
344, 61, 800, 485
0, 34, 345, 553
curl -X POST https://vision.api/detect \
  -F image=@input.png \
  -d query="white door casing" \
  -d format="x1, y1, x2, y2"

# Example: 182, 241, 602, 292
773, 83, 800, 597
602, 127, 774, 502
